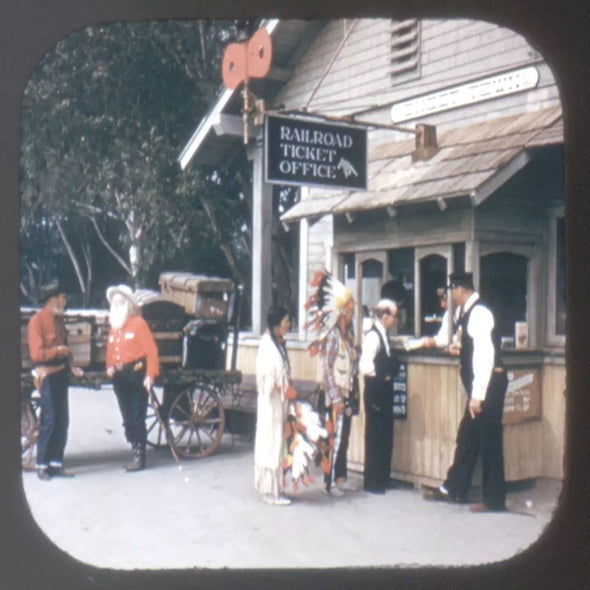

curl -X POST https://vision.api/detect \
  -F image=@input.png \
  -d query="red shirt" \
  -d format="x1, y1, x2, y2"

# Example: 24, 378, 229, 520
106, 315, 160, 379
27, 306, 67, 364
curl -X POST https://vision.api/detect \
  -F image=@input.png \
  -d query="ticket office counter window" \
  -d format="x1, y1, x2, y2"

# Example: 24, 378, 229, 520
420, 254, 447, 336
480, 252, 528, 341
387, 248, 415, 335
339, 242, 549, 345
547, 209, 566, 346
341, 245, 464, 339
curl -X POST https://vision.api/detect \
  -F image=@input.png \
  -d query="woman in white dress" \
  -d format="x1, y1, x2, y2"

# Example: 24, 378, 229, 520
254, 306, 293, 505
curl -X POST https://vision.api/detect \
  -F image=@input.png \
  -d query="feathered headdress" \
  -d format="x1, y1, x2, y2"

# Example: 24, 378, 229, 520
304, 269, 353, 355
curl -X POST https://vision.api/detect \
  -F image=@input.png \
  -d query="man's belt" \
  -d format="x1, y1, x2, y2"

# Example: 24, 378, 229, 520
114, 359, 145, 373
31, 364, 67, 391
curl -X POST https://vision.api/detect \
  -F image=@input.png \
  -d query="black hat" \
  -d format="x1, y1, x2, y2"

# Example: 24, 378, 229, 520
380, 280, 407, 309
40, 279, 66, 303
448, 272, 474, 290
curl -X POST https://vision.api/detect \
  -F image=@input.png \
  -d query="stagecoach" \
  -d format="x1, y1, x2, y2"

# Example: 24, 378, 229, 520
20, 272, 244, 470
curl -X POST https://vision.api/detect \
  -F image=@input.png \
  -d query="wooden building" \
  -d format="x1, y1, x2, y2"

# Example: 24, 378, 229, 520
180, 18, 565, 486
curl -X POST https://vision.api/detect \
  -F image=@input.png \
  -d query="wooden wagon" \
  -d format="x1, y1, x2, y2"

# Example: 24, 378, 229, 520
21, 273, 244, 470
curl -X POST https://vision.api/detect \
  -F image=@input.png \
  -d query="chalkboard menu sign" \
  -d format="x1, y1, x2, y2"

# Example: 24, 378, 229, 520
393, 361, 408, 419
502, 368, 541, 424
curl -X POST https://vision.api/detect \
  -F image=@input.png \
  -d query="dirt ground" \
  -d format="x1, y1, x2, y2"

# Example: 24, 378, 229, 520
19, 385, 563, 573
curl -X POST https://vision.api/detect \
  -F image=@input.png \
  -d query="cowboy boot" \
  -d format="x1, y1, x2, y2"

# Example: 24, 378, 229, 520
125, 443, 146, 472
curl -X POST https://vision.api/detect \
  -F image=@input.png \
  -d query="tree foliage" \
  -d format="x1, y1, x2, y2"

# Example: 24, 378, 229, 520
20, 20, 252, 307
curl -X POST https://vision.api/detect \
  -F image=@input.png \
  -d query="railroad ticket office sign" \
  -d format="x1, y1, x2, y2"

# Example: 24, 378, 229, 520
392, 361, 408, 419
264, 114, 367, 190
502, 368, 542, 424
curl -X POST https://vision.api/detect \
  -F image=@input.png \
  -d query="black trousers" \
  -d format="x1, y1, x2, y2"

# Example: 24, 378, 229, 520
324, 407, 351, 491
37, 368, 70, 468
112, 364, 148, 446
443, 370, 508, 509
363, 381, 394, 492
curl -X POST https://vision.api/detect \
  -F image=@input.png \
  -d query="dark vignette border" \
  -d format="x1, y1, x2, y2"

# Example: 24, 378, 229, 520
1, 1, 588, 589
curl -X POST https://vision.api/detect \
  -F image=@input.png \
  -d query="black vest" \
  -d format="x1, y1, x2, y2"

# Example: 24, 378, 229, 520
457, 299, 502, 395
366, 326, 399, 391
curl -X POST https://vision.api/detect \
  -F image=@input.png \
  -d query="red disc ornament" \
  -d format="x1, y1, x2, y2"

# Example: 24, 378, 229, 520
221, 28, 272, 89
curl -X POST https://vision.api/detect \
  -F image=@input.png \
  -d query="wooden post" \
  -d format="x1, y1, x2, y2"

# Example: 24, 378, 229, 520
248, 140, 272, 336
298, 212, 309, 341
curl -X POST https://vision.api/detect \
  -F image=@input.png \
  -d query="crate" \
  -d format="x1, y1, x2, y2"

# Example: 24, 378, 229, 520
90, 310, 110, 366
64, 317, 93, 367
136, 289, 187, 367
159, 272, 234, 320
182, 319, 228, 370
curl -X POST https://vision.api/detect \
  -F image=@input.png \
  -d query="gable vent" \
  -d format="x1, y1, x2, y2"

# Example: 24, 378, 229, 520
390, 19, 421, 82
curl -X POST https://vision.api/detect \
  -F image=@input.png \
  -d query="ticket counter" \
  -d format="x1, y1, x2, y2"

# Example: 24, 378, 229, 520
346, 347, 565, 485
230, 339, 565, 485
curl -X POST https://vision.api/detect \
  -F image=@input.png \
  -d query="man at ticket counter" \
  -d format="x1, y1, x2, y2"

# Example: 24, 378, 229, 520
359, 299, 400, 494
423, 272, 508, 512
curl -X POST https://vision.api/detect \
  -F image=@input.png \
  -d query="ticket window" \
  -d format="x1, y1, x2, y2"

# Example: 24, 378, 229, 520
358, 254, 387, 337
419, 254, 448, 336
386, 248, 415, 336
480, 252, 528, 341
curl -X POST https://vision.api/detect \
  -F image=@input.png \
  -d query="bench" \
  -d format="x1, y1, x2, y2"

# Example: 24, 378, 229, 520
224, 375, 321, 439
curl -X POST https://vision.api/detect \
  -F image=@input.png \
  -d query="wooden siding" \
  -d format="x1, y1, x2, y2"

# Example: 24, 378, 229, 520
275, 17, 559, 160
383, 361, 463, 484
540, 361, 566, 479
333, 204, 473, 252
228, 338, 322, 383
306, 215, 333, 286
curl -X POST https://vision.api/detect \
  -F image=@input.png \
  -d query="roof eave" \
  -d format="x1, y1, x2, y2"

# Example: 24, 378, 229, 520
177, 18, 281, 171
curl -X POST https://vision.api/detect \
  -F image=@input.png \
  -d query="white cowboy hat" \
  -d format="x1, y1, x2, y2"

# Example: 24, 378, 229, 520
106, 284, 137, 308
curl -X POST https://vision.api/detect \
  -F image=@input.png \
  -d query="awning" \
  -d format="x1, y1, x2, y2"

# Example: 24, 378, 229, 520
281, 105, 563, 222
178, 19, 325, 170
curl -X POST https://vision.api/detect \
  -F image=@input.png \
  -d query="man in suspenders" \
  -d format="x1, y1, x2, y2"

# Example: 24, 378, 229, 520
424, 272, 508, 512
360, 299, 400, 494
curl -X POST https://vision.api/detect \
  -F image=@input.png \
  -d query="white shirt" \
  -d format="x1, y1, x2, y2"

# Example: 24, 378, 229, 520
462, 293, 495, 401
433, 309, 451, 348
359, 320, 390, 377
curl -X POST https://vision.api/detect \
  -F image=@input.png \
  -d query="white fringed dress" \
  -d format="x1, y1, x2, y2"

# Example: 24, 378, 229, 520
254, 332, 290, 498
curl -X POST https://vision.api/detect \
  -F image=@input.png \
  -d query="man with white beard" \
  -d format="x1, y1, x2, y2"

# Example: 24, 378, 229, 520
28, 280, 84, 481
106, 285, 159, 472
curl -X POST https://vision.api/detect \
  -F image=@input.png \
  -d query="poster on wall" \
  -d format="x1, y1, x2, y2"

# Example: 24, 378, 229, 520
393, 361, 408, 419
502, 368, 542, 424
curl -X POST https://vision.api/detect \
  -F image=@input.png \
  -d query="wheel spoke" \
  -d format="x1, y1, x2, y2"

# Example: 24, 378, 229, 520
166, 384, 225, 459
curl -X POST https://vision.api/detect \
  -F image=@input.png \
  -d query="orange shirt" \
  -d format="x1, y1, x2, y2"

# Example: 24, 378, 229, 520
106, 315, 160, 379
27, 306, 67, 364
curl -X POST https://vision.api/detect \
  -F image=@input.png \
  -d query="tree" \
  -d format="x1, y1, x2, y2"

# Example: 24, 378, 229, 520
20, 20, 249, 302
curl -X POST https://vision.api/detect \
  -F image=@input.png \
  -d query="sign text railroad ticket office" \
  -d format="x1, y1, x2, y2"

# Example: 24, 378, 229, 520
265, 114, 368, 190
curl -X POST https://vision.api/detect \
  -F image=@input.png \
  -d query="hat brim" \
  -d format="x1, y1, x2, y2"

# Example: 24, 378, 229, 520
40, 290, 65, 303
106, 286, 136, 307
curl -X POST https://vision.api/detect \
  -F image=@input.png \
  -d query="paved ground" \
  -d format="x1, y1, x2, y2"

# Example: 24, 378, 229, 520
22, 386, 562, 571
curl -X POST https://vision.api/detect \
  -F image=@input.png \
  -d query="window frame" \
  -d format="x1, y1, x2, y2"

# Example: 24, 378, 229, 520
546, 207, 566, 347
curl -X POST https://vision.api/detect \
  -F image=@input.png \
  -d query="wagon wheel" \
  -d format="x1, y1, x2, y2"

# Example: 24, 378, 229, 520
21, 398, 40, 471
166, 384, 225, 459
146, 386, 169, 448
